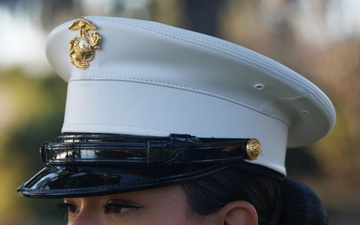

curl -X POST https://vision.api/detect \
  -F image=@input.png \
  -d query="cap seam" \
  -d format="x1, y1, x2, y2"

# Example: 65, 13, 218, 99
63, 122, 176, 133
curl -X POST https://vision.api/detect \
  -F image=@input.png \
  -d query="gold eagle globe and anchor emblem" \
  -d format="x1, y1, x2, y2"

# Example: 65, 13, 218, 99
68, 18, 102, 69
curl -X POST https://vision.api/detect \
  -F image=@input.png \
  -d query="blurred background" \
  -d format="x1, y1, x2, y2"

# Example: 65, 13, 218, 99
0, 0, 359, 224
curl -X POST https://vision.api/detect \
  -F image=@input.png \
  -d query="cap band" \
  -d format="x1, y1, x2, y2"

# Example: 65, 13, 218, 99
41, 133, 261, 167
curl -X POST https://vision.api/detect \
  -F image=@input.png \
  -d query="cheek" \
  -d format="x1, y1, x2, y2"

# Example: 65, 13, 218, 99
140, 199, 201, 225
143, 210, 193, 225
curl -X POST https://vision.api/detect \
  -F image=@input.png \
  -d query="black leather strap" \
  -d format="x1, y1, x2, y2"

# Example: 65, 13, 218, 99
41, 133, 257, 167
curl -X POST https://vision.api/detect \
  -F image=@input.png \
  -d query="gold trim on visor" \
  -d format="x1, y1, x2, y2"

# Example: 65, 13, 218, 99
68, 18, 102, 69
246, 138, 261, 160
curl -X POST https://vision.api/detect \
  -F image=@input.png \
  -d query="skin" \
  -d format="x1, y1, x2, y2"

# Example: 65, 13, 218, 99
59, 185, 258, 225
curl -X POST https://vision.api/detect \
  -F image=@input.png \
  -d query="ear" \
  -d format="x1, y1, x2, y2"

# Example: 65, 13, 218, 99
216, 201, 258, 225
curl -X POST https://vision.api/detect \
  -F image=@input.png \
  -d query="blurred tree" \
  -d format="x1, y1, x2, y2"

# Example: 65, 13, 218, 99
183, 0, 225, 36
0, 69, 67, 224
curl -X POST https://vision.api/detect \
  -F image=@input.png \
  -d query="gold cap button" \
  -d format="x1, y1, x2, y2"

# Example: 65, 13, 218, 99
246, 138, 261, 160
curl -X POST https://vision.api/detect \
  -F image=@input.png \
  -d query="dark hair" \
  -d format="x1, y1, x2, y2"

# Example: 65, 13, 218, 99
279, 178, 329, 225
181, 167, 329, 225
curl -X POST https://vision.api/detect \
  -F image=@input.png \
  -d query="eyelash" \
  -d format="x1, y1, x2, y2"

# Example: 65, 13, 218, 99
56, 202, 78, 216
56, 201, 143, 216
104, 202, 142, 214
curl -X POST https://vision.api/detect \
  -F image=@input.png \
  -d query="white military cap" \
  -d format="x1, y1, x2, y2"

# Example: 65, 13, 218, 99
18, 16, 335, 198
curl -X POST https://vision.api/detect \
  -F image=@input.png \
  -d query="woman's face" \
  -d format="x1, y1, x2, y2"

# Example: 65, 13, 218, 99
59, 185, 219, 225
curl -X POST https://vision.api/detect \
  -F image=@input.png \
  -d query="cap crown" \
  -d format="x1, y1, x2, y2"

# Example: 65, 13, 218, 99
45, 16, 336, 175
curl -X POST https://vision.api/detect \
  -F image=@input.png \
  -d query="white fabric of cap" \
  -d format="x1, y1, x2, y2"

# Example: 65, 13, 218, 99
46, 16, 336, 175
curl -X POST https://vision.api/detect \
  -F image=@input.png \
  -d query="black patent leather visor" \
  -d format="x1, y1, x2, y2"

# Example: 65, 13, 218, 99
18, 133, 261, 198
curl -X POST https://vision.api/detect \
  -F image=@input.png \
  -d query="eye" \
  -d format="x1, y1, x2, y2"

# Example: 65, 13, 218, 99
104, 200, 143, 215
56, 200, 79, 216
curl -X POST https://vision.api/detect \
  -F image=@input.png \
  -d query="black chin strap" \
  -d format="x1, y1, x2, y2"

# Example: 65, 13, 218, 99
41, 133, 261, 167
